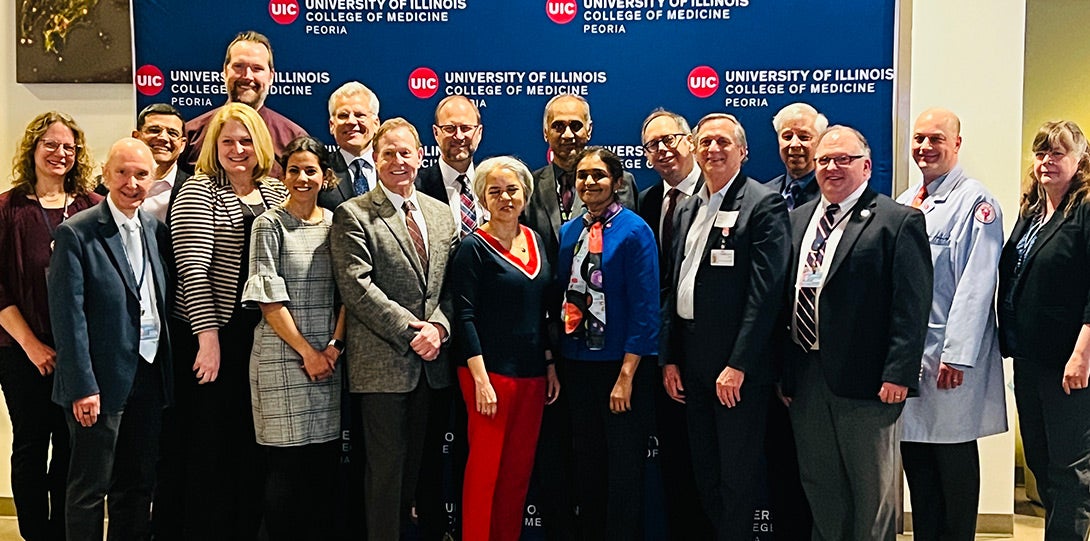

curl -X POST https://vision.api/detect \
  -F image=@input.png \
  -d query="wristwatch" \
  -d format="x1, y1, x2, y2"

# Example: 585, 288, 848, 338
328, 339, 345, 355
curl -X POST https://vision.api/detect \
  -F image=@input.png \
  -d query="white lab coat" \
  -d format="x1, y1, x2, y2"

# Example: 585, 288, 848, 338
897, 165, 1009, 443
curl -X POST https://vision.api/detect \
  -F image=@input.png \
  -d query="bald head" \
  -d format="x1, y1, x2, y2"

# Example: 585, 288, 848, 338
103, 138, 156, 218
912, 108, 962, 182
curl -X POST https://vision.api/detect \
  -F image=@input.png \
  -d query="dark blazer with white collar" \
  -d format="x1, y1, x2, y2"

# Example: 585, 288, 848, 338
414, 163, 448, 203
781, 187, 932, 400
658, 175, 790, 386
48, 201, 173, 413
999, 194, 1090, 368
638, 174, 705, 282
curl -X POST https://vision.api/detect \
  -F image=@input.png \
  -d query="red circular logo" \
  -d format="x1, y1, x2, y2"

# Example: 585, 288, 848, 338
546, 0, 577, 24
135, 65, 165, 96
687, 66, 719, 98
269, 0, 300, 25
408, 67, 439, 99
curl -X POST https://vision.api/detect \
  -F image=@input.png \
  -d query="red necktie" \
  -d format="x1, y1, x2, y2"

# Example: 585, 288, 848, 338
403, 200, 429, 278
910, 184, 928, 209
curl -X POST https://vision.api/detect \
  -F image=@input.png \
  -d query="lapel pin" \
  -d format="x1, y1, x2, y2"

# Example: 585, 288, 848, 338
860, 209, 871, 218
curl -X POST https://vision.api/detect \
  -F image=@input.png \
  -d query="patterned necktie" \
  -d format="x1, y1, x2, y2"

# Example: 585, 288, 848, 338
403, 200, 429, 278
794, 203, 840, 350
661, 188, 682, 255
559, 170, 575, 221
784, 179, 802, 211
909, 183, 928, 209
456, 174, 477, 238
351, 158, 371, 196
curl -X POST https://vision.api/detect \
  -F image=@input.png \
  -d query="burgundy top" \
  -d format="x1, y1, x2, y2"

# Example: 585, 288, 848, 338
0, 188, 103, 348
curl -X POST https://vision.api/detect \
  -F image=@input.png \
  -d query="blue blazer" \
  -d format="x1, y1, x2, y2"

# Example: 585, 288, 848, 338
48, 201, 173, 413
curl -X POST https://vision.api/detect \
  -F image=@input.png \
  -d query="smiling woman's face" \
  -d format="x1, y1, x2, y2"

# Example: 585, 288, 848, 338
575, 153, 615, 213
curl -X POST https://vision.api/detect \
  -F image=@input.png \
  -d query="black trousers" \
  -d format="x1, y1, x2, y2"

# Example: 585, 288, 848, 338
263, 441, 340, 541
1015, 359, 1090, 541
531, 361, 577, 541
681, 325, 770, 541
566, 358, 653, 541
765, 392, 812, 541
901, 440, 979, 541
356, 376, 434, 541
0, 346, 69, 541
174, 313, 266, 541
65, 357, 164, 541
416, 384, 468, 540
651, 360, 713, 541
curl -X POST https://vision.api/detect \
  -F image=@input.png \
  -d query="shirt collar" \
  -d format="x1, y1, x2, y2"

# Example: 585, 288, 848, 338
158, 162, 179, 184
697, 170, 740, 205
820, 181, 869, 213
106, 195, 142, 230
786, 169, 816, 191
438, 158, 475, 187
665, 163, 701, 197
340, 146, 375, 168
379, 182, 419, 211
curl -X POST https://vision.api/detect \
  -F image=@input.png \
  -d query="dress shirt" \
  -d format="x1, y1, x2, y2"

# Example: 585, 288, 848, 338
658, 165, 701, 236
107, 197, 160, 362
792, 181, 869, 349
676, 171, 739, 319
340, 147, 377, 193
141, 163, 179, 223
379, 183, 429, 255
437, 158, 487, 225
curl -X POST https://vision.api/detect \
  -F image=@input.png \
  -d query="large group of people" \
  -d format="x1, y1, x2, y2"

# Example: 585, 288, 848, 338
0, 28, 1087, 541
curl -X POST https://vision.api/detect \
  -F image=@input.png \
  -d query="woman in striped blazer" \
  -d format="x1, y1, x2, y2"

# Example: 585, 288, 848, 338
167, 103, 287, 540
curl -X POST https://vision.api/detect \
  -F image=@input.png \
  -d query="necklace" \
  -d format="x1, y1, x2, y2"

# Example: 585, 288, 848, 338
34, 191, 71, 252
282, 203, 323, 225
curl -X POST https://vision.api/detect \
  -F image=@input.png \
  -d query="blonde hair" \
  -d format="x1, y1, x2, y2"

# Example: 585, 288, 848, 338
10, 111, 96, 195
195, 103, 274, 181
1021, 120, 1090, 218
372, 118, 422, 151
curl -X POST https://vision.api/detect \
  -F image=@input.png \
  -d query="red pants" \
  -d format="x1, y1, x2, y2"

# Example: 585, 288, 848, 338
457, 367, 546, 541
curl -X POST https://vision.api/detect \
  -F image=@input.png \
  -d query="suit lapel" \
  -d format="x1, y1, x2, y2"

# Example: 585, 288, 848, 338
419, 198, 449, 287
825, 188, 878, 283
539, 166, 563, 239
671, 196, 700, 286
789, 200, 818, 286
372, 188, 426, 284
96, 203, 139, 297
1021, 207, 1076, 275
701, 176, 747, 261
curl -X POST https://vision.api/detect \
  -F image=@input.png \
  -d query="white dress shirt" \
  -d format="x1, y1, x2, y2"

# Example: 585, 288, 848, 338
141, 163, 179, 223
658, 164, 701, 237
107, 197, 160, 362
676, 172, 739, 320
437, 159, 487, 225
340, 147, 377, 193
792, 181, 869, 349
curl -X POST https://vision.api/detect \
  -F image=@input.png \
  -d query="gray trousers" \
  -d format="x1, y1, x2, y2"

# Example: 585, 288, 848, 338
789, 355, 903, 541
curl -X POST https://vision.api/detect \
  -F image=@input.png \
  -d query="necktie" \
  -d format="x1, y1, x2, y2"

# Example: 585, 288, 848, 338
794, 203, 840, 350
456, 174, 477, 238
784, 179, 802, 211
559, 170, 575, 221
661, 188, 681, 255
122, 221, 157, 362
351, 158, 371, 196
909, 183, 928, 209
403, 200, 429, 278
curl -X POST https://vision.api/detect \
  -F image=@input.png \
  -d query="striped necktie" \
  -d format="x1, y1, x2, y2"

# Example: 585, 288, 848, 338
794, 203, 840, 350
403, 200, 429, 278
456, 174, 476, 238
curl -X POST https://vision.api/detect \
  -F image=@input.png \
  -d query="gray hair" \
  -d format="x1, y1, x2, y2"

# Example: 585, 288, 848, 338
542, 94, 590, 130
327, 81, 380, 117
771, 102, 828, 134
472, 156, 534, 204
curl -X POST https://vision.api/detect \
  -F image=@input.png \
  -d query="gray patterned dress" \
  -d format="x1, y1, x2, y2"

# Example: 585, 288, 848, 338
242, 207, 341, 446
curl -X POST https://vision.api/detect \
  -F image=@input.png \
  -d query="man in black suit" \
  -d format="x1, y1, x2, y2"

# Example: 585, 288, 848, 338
636, 109, 711, 539
48, 138, 173, 540
659, 113, 790, 540
763, 102, 827, 211
782, 126, 931, 541
319, 81, 381, 211
95, 103, 190, 224
415, 95, 485, 237
764, 101, 826, 540
524, 94, 637, 264
412, 94, 482, 539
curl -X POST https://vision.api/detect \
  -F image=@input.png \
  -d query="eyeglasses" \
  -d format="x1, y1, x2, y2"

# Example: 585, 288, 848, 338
436, 124, 479, 136
815, 155, 865, 167
641, 133, 688, 154
39, 139, 80, 155
549, 120, 585, 134
142, 125, 183, 140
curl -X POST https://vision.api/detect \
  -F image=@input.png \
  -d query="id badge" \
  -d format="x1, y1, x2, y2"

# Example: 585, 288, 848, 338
710, 249, 735, 266
800, 266, 823, 288
714, 211, 738, 229
140, 317, 160, 341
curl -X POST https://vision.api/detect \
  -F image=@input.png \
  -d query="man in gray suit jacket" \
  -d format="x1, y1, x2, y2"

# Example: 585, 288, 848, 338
331, 118, 458, 541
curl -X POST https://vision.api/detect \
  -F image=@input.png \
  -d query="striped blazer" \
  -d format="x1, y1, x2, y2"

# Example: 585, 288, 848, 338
170, 173, 287, 332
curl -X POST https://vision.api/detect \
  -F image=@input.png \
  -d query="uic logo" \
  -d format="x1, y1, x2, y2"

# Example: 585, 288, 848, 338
135, 65, 164, 96
546, 0, 577, 24
269, 0, 300, 25
687, 66, 719, 98
408, 67, 439, 99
